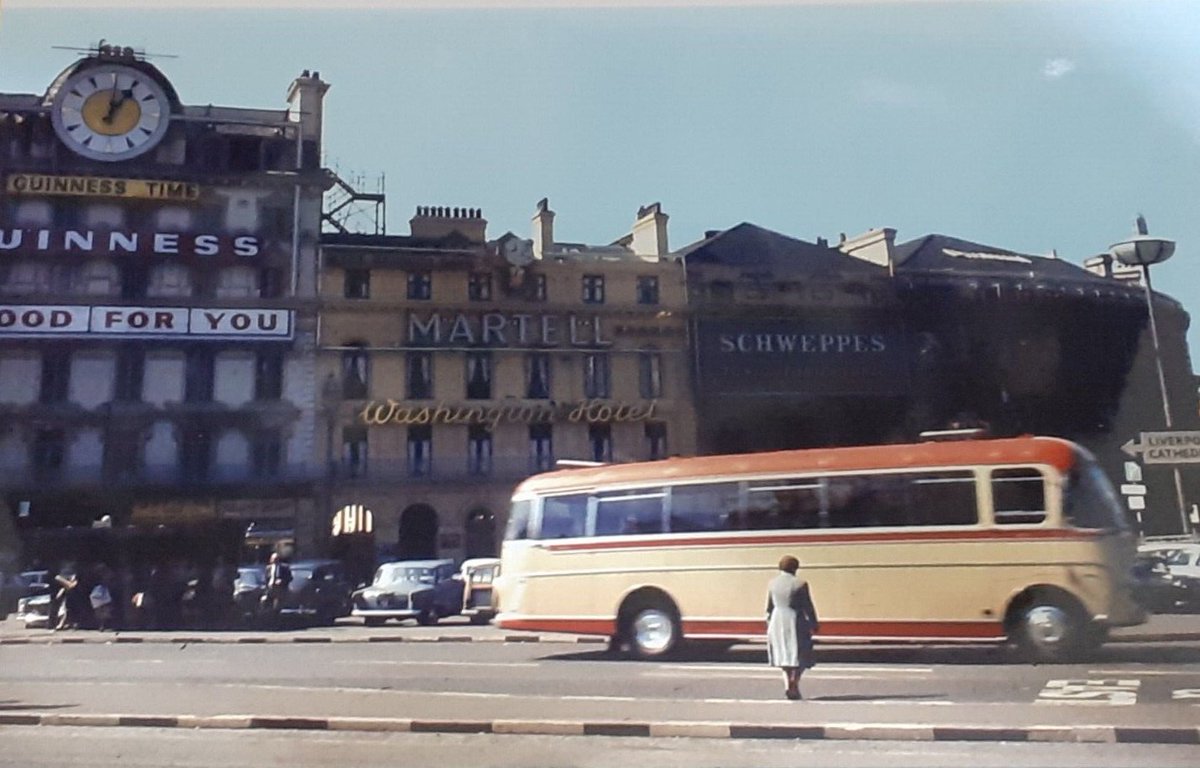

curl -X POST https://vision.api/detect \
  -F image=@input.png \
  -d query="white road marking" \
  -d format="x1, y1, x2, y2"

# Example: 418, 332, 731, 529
332, 660, 540, 668
1172, 688, 1200, 700
656, 663, 932, 674
1088, 669, 1195, 677
1036, 679, 1140, 706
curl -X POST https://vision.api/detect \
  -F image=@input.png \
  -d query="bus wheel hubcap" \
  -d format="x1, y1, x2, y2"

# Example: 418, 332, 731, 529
1026, 605, 1069, 646
633, 609, 674, 653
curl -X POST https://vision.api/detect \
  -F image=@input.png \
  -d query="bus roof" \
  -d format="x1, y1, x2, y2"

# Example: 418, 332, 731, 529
515, 436, 1077, 497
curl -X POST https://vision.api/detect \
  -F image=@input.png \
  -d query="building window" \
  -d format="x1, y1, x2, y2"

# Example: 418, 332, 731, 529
468, 425, 493, 476
582, 274, 605, 304
120, 265, 150, 299
531, 274, 547, 302
407, 270, 432, 300
341, 345, 369, 399
32, 429, 65, 478
638, 352, 662, 398
184, 349, 215, 403
637, 275, 660, 305
588, 423, 613, 463
114, 347, 145, 402
258, 268, 282, 299
645, 422, 668, 460
252, 432, 283, 478
255, 352, 284, 401
526, 353, 551, 399
530, 423, 554, 472
406, 351, 433, 399
39, 350, 71, 404
342, 425, 368, 478
180, 427, 212, 482
344, 269, 370, 299
408, 425, 432, 477
104, 430, 142, 481
583, 353, 610, 399
465, 351, 492, 400
468, 271, 493, 301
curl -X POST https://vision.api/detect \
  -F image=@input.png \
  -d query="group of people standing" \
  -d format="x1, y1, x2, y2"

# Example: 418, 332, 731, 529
50, 560, 237, 631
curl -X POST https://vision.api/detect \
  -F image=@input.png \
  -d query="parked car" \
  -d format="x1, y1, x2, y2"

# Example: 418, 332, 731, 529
1132, 552, 1196, 613
352, 559, 463, 626
16, 591, 52, 628
1139, 542, 1200, 580
279, 559, 354, 625
2, 569, 50, 615
460, 558, 500, 625
232, 565, 267, 625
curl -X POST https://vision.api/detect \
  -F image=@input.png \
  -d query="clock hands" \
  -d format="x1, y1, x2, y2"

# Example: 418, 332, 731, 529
103, 86, 136, 123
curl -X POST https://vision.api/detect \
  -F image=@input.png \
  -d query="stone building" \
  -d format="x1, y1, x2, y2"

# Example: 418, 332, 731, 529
318, 200, 694, 570
0, 45, 330, 565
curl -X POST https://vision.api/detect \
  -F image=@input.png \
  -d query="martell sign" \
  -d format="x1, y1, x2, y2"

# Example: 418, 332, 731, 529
408, 311, 612, 348
0, 304, 293, 340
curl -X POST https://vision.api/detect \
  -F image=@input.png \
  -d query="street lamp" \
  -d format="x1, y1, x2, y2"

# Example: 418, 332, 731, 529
1109, 215, 1188, 533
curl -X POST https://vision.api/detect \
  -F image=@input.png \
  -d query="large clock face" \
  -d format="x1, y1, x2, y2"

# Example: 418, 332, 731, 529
51, 63, 171, 162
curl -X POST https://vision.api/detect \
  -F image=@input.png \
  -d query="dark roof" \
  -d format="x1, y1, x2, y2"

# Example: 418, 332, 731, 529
680, 222, 882, 276
894, 234, 1113, 285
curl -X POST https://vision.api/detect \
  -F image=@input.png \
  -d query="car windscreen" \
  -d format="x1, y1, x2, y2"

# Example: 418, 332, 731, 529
237, 570, 264, 586
376, 565, 437, 584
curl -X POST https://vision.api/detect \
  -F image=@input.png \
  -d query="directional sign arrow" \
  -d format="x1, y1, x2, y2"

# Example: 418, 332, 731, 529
1122, 431, 1200, 464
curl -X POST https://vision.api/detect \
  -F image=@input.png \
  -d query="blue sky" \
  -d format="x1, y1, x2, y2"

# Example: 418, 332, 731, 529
3, 1, 1200, 353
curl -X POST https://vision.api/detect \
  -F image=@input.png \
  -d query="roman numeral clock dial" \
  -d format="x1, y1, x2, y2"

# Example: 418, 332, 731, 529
51, 63, 171, 162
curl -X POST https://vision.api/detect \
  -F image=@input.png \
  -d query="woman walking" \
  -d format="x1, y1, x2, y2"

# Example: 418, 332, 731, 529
766, 555, 819, 700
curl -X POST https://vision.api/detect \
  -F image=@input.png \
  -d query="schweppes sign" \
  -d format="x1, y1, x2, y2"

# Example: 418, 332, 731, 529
5, 173, 200, 201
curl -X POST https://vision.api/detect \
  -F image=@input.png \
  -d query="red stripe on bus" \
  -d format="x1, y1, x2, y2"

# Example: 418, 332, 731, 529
497, 616, 1006, 640
542, 527, 1100, 552
680, 619, 1005, 639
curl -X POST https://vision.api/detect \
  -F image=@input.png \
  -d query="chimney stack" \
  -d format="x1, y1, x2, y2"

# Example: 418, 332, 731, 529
532, 198, 555, 260
410, 206, 487, 243
630, 202, 669, 256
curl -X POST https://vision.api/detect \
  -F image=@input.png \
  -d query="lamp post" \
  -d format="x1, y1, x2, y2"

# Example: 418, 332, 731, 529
319, 373, 341, 555
1109, 215, 1189, 534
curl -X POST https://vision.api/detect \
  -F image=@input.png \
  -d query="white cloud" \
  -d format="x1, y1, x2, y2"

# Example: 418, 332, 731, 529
1042, 58, 1077, 80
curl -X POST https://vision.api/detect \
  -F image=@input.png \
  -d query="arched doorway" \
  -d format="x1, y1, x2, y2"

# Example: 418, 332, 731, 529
464, 507, 496, 559
398, 504, 438, 559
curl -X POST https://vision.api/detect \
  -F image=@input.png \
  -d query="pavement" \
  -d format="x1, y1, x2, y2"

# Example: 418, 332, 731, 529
3, 612, 1199, 746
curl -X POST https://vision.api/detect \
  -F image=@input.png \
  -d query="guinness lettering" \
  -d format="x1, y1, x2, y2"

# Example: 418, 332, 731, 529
0, 228, 260, 258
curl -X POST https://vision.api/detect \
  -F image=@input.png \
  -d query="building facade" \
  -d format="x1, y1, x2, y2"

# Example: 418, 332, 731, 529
318, 200, 694, 572
0, 45, 330, 565
680, 222, 1199, 536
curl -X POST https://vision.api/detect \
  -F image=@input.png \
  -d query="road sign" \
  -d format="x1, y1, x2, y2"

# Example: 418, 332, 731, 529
1121, 431, 1200, 464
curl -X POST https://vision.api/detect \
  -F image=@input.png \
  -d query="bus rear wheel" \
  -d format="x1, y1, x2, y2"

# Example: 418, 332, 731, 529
620, 596, 681, 660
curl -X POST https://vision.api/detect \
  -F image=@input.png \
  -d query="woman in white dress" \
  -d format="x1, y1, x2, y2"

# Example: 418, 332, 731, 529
766, 555, 819, 700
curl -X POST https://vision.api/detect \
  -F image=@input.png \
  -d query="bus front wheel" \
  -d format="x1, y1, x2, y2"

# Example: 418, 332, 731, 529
1009, 591, 1087, 663
620, 595, 681, 660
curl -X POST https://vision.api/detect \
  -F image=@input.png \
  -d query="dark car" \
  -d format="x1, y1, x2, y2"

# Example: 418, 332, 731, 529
352, 559, 464, 626
279, 559, 354, 625
232, 566, 266, 625
1132, 553, 1197, 613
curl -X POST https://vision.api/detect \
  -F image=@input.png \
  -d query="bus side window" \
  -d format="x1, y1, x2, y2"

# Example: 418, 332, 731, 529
669, 483, 738, 532
594, 489, 665, 536
992, 468, 1046, 525
506, 499, 532, 540
745, 481, 822, 529
538, 494, 589, 539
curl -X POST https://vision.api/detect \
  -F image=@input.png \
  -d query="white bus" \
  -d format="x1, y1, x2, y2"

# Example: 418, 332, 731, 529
494, 435, 1145, 661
